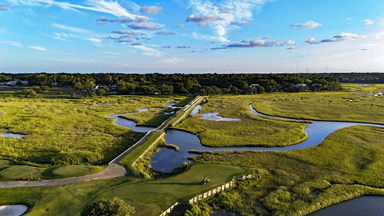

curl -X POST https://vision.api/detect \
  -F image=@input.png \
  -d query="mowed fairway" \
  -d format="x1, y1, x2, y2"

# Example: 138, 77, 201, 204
0, 164, 246, 216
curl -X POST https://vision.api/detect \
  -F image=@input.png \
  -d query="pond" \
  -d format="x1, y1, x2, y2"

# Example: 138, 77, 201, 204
190, 105, 241, 121
0, 205, 28, 216
309, 196, 384, 216
1, 130, 24, 138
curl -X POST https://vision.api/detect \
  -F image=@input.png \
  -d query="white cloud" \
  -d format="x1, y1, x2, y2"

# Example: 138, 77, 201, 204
140, 6, 162, 15
306, 38, 316, 44
378, 18, 384, 27
374, 32, 384, 39
102, 51, 124, 55
291, 20, 322, 29
51, 23, 92, 34
46, 57, 97, 63
30, 0, 144, 19
0, 41, 23, 47
192, 32, 229, 42
162, 57, 186, 64
87, 37, 101, 43
285, 40, 295, 45
131, 45, 164, 57
364, 19, 374, 25
308, 33, 366, 44
29, 46, 47, 51
346, 17, 351, 20
287, 47, 296, 50
187, 0, 272, 42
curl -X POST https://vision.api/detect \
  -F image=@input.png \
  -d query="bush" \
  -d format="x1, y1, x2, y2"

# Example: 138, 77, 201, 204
33, 86, 42, 93
22, 89, 37, 98
41, 85, 51, 92
81, 197, 135, 216
70, 92, 76, 99
57, 92, 63, 95
96, 89, 107, 96
257, 86, 265, 94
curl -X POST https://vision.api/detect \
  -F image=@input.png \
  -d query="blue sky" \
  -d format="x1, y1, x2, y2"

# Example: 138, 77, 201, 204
1, 0, 384, 73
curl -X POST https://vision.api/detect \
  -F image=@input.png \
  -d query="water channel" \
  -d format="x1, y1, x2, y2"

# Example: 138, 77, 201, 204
108, 101, 384, 215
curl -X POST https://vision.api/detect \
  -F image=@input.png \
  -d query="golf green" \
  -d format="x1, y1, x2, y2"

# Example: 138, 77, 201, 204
0, 166, 39, 179
52, 165, 91, 177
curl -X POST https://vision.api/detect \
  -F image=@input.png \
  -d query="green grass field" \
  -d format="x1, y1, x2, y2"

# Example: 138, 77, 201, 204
0, 164, 246, 216
251, 84, 384, 124
173, 95, 308, 147
0, 88, 190, 166
193, 125, 384, 215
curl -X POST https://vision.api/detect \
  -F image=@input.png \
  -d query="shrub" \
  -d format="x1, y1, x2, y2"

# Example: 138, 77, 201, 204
96, 89, 107, 96
33, 86, 42, 93
57, 92, 63, 95
41, 85, 51, 92
81, 197, 135, 216
22, 89, 37, 98
70, 92, 76, 99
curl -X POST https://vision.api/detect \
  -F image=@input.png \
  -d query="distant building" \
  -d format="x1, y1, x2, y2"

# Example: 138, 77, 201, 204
296, 84, 306, 88
5, 81, 28, 86
342, 78, 349, 81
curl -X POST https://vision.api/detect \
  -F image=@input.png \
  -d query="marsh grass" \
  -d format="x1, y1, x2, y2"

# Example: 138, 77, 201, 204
252, 84, 384, 124
173, 95, 308, 147
192, 125, 384, 215
0, 90, 190, 166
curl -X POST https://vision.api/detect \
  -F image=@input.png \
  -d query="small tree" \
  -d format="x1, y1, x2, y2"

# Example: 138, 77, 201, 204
70, 92, 76, 99
81, 197, 135, 216
22, 89, 37, 98
96, 89, 107, 96
41, 85, 51, 92
257, 86, 265, 94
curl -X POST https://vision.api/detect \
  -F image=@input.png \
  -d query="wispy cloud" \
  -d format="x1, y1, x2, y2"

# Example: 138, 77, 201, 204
156, 31, 174, 35
175, 46, 190, 48
0, 3, 10, 11
0, 41, 23, 47
187, 0, 272, 42
162, 57, 186, 64
51, 23, 92, 34
29, 0, 143, 19
211, 38, 284, 49
140, 6, 162, 15
177, 24, 188, 28
364, 19, 374, 25
131, 44, 164, 57
287, 47, 296, 50
46, 57, 97, 63
87, 37, 101, 43
102, 51, 124, 55
291, 20, 322, 29
128, 23, 161, 30
346, 17, 352, 20
307, 33, 366, 44
29, 46, 47, 51
379, 18, 384, 27
192, 32, 229, 42
186, 14, 221, 26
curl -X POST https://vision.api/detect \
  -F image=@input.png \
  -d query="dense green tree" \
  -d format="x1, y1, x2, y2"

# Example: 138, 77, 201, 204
81, 197, 135, 216
22, 89, 37, 98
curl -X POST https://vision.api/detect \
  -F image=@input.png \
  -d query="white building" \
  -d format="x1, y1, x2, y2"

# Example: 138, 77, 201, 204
296, 84, 306, 88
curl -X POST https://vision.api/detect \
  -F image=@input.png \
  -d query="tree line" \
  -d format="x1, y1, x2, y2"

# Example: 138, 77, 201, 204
0, 72, 345, 95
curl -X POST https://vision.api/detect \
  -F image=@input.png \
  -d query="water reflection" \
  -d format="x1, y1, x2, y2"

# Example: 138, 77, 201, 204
190, 105, 241, 121
0, 205, 28, 216
309, 196, 384, 216
1, 130, 24, 138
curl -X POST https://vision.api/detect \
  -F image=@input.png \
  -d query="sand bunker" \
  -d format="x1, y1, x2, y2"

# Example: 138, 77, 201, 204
0, 205, 28, 216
